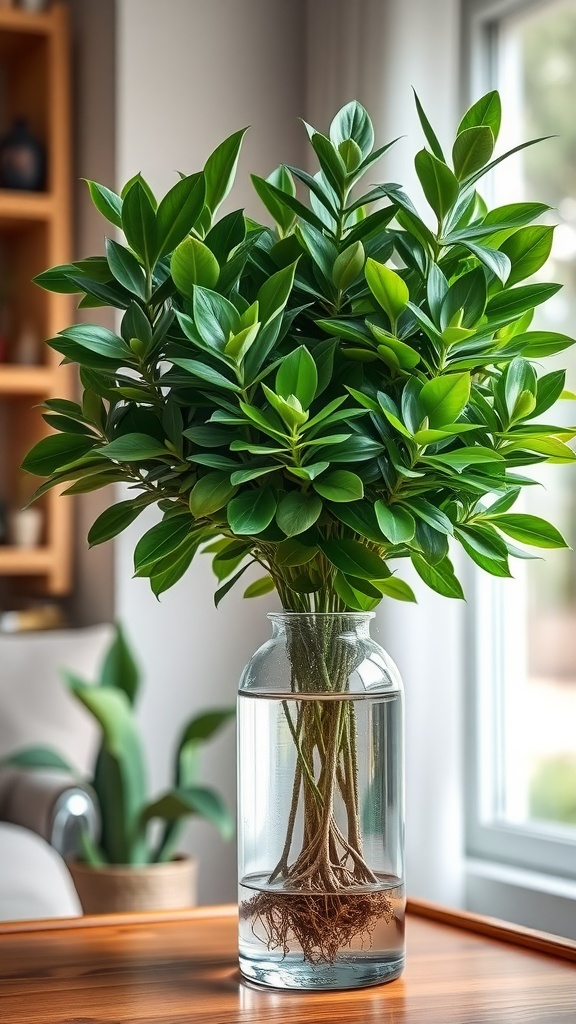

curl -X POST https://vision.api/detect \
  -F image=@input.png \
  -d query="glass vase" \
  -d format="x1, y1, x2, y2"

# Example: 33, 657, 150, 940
237, 612, 405, 990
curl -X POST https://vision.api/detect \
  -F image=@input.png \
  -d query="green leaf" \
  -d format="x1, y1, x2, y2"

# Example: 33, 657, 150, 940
275, 346, 317, 409
489, 513, 568, 548
455, 524, 512, 577
365, 259, 409, 323
244, 576, 276, 599
440, 267, 486, 330
485, 282, 560, 325
153, 172, 206, 261
150, 536, 200, 597
214, 560, 254, 606
500, 226, 554, 287
310, 131, 347, 194
274, 538, 318, 566
144, 785, 234, 841
171, 357, 241, 393
105, 238, 146, 299
411, 553, 464, 599
96, 433, 168, 461
100, 624, 140, 705
452, 125, 494, 179
413, 90, 445, 160
330, 101, 374, 158
457, 91, 501, 142
227, 487, 277, 535
85, 179, 123, 228
374, 502, 416, 544
257, 261, 297, 325
333, 572, 381, 612
313, 470, 364, 502
87, 500, 147, 546
1, 746, 75, 774
21, 433, 97, 476
425, 446, 504, 472
404, 497, 454, 536
414, 149, 459, 221
320, 538, 389, 581
170, 236, 219, 295
122, 181, 157, 270
376, 577, 417, 602
518, 331, 576, 359
252, 174, 325, 232
333, 241, 365, 290
203, 128, 248, 215
58, 324, 129, 361
69, 681, 148, 864
419, 373, 471, 427
276, 491, 322, 537
134, 515, 192, 575
204, 209, 246, 263
458, 240, 511, 283
189, 472, 238, 518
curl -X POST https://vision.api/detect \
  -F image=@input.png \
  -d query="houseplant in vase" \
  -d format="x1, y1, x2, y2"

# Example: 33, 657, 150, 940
5, 625, 234, 913
22, 90, 575, 985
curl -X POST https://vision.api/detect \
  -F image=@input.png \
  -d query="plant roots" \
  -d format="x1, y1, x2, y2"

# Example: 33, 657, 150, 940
241, 889, 393, 964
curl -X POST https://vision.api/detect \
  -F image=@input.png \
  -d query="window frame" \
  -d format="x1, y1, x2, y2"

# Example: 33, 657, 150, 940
461, 0, 576, 883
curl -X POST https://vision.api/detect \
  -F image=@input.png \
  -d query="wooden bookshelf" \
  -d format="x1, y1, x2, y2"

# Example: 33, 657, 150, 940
0, 3, 72, 597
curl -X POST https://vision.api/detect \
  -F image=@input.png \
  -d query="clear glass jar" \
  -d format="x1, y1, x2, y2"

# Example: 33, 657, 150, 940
237, 612, 405, 990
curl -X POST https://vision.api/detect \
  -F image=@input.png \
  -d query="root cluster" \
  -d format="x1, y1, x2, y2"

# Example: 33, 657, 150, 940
241, 890, 393, 964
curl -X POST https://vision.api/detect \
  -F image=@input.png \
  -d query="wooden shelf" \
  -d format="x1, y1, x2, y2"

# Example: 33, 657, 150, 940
0, 3, 72, 596
0, 365, 52, 393
0, 546, 53, 574
0, 189, 54, 226
0, 4, 55, 43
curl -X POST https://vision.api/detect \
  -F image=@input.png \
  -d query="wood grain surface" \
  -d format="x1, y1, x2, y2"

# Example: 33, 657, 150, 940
0, 904, 575, 1023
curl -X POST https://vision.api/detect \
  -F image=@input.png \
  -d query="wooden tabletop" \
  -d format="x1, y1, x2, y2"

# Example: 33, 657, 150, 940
0, 901, 575, 1023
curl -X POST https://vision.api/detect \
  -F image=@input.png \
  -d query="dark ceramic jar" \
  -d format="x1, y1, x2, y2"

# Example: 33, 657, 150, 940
0, 119, 46, 190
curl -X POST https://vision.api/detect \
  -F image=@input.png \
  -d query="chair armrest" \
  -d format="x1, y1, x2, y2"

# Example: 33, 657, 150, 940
0, 769, 99, 859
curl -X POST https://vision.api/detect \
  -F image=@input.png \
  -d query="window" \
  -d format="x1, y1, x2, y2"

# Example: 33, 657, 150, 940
464, 0, 576, 884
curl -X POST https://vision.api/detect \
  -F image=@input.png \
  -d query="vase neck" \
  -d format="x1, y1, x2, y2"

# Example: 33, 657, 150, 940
268, 612, 373, 641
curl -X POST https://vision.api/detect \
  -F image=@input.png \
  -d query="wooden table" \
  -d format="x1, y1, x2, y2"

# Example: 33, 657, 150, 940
1, 901, 575, 1023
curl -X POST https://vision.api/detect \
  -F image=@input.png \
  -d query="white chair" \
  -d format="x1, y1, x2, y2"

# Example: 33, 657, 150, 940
0, 624, 113, 920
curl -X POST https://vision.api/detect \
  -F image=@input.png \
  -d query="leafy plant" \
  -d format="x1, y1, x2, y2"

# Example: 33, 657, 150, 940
22, 93, 575, 610
20, 92, 576, 958
4, 626, 234, 865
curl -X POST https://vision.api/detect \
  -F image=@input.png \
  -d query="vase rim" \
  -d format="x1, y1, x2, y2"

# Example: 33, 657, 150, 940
268, 611, 375, 620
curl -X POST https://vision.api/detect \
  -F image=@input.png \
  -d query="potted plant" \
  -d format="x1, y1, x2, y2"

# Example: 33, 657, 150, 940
22, 90, 575, 985
6, 625, 234, 914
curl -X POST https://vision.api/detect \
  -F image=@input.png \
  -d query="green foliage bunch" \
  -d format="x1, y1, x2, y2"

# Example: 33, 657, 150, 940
23, 92, 576, 611
6, 627, 234, 865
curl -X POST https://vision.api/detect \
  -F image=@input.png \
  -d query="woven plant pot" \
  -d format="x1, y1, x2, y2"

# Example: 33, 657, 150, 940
67, 856, 197, 914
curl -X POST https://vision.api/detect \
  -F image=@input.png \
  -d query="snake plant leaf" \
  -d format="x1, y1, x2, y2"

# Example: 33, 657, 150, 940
144, 786, 234, 849
68, 680, 149, 865
99, 624, 140, 705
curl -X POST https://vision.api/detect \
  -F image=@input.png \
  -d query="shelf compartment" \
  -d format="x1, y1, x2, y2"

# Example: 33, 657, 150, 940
0, 189, 54, 226
0, 365, 52, 393
0, 545, 53, 574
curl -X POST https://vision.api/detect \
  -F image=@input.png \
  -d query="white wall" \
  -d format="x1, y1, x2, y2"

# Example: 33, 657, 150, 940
115, 0, 307, 905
